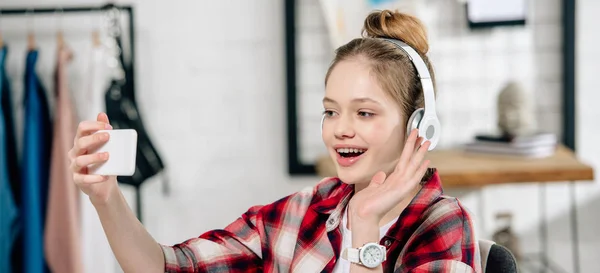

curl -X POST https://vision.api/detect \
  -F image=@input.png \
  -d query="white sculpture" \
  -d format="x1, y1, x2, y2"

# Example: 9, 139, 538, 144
497, 81, 536, 137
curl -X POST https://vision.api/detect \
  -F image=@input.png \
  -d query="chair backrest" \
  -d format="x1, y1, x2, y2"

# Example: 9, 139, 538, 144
479, 239, 518, 273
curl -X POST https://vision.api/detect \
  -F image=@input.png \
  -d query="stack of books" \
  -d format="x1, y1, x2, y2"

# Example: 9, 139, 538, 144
463, 132, 558, 158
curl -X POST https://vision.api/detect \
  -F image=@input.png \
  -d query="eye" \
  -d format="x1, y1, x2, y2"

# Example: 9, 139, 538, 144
323, 110, 336, 117
358, 111, 375, 117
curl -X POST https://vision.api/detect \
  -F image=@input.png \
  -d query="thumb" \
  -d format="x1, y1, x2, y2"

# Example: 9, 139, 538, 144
369, 171, 387, 187
97, 112, 111, 125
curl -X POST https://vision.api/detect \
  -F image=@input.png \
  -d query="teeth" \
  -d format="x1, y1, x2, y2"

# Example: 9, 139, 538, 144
336, 148, 366, 153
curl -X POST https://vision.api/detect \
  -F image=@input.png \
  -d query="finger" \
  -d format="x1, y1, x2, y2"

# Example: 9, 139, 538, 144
76, 120, 112, 139
411, 136, 424, 160
74, 173, 110, 184
369, 171, 387, 187
406, 140, 431, 174
75, 132, 110, 156
74, 152, 109, 169
411, 159, 431, 183
97, 112, 111, 124
396, 129, 419, 171
70, 158, 87, 173
413, 136, 423, 152
68, 147, 75, 160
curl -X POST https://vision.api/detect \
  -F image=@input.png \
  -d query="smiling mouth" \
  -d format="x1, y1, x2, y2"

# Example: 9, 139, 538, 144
336, 148, 367, 158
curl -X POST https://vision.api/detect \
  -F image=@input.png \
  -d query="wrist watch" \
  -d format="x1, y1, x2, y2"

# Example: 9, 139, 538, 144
341, 242, 387, 268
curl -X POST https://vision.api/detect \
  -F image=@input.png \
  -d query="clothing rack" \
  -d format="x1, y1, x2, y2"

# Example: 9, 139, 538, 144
0, 4, 146, 222
0, 3, 135, 72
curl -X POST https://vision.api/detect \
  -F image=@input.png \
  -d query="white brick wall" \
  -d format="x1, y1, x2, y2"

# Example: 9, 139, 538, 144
1, 0, 598, 272
296, 0, 564, 164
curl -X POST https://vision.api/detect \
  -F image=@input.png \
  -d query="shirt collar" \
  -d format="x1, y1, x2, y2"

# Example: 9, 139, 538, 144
311, 178, 353, 214
311, 169, 443, 233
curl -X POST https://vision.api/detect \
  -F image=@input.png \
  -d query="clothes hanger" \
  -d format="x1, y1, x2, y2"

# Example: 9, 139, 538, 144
56, 8, 64, 48
26, 9, 35, 50
104, 6, 126, 82
92, 29, 101, 47
0, 10, 4, 48
91, 8, 102, 48
27, 33, 35, 50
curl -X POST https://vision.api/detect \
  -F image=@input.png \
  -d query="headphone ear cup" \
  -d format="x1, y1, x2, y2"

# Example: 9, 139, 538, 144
405, 108, 425, 138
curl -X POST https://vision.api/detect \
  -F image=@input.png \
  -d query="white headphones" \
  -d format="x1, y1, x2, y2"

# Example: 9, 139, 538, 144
321, 38, 441, 151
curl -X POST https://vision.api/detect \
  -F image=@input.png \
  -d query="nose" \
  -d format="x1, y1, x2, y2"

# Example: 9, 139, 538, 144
333, 116, 355, 139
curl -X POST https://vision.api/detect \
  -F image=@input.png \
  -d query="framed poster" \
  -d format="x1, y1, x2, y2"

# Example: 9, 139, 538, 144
465, 0, 527, 29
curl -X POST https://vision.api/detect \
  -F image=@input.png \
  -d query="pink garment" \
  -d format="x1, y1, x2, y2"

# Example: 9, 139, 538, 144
44, 43, 83, 273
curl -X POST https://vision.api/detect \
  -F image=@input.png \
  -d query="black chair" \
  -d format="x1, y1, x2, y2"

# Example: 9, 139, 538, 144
479, 239, 519, 273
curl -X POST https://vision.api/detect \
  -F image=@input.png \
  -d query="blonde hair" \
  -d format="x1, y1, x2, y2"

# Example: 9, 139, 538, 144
324, 9, 436, 125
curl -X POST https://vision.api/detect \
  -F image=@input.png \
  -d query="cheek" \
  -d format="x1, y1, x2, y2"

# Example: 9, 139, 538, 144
360, 120, 396, 145
362, 121, 404, 157
322, 123, 333, 143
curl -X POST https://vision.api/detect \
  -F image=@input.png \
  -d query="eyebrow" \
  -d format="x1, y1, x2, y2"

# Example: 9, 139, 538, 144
322, 97, 382, 105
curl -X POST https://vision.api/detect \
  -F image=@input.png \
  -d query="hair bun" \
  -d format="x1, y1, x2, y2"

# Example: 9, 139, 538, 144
363, 9, 429, 55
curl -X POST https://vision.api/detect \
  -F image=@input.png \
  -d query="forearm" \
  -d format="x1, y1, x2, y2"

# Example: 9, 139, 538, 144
92, 186, 165, 273
350, 222, 383, 273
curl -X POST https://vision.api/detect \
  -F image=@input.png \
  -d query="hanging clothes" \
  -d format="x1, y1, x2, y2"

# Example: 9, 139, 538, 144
0, 44, 19, 273
2, 45, 24, 273
105, 34, 165, 189
104, 29, 166, 223
21, 49, 52, 273
80, 37, 119, 273
44, 43, 83, 273
0, 45, 20, 216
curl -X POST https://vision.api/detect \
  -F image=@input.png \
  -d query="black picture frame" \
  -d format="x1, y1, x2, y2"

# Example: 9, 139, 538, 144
284, 0, 577, 176
284, 0, 316, 175
562, 0, 576, 152
464, 3, 527, 29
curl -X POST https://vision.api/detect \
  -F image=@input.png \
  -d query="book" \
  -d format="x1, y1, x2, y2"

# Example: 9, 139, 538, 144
464, 132, 558, 158
474, 132, 557, 147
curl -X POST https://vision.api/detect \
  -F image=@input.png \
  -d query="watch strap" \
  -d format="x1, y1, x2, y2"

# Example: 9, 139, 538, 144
342, 247, 360, 263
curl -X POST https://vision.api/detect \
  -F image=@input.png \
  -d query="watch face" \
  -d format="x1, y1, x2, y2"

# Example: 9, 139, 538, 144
360, 244, 384, 268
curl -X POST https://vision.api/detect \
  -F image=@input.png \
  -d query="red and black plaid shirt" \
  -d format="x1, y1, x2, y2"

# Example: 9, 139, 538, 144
161, 171, 482, 272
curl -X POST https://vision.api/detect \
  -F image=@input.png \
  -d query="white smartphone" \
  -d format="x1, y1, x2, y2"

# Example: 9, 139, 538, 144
88, 129, 138, 176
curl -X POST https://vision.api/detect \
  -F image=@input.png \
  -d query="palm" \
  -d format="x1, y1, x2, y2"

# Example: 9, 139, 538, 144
349, 130, 431, 222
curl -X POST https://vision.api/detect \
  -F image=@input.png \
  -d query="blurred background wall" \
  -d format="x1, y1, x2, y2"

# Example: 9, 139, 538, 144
0, 0, 598, 272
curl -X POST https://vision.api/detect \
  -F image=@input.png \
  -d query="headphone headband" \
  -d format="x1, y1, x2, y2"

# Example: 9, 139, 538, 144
380, 38, 436, 116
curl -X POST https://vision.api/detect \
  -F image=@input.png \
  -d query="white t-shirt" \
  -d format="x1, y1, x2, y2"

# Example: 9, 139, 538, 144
332, 207, 399, 273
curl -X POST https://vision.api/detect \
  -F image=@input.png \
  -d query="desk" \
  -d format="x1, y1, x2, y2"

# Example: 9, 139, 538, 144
429, 144, 594, 186
429, 144, 595, 273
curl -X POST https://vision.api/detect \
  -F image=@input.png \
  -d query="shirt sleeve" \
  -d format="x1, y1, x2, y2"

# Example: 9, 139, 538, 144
160, 205, 265, 273
400, 198, 482, 273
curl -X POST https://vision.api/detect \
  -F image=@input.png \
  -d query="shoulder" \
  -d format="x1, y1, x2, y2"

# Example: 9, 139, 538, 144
422, 195, 476, 224
406, 195, 481, 271
415, 194, 478, 243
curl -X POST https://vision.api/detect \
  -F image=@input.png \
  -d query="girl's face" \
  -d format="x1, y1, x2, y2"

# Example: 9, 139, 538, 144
322, 58, 407, 185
